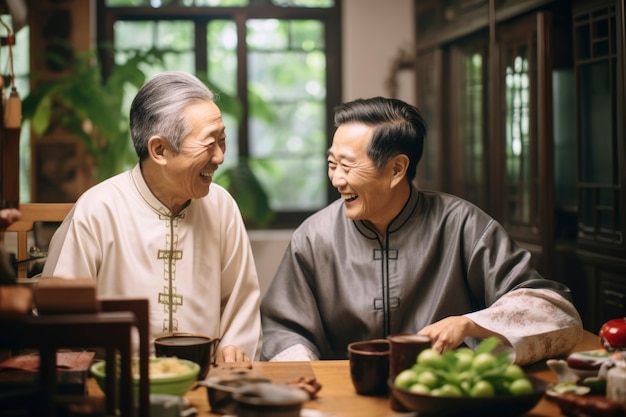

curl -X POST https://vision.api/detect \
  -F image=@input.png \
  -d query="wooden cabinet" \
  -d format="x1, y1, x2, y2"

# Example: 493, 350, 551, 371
413, 0, 626, 331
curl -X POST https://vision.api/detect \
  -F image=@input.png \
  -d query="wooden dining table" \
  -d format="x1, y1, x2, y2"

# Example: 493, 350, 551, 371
85, 329, 601, 417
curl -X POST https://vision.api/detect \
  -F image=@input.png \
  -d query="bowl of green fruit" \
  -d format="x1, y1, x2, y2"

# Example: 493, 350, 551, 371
389, 337, 548, 417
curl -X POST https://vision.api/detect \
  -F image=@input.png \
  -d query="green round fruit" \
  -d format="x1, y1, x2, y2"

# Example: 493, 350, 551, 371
454, 352, 474, 371
416, 348, 446, 369
509, 378, 534, 396
416, 370, 440, 389
408, 383, 431, 395
394, 369, 418, 389
470, 380, 495, 398
471, 352, 496, 373
436, 383, 463, 397
503, 364, 525, 381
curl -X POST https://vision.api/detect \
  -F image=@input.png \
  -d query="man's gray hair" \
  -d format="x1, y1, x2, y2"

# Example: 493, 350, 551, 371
130, 71, 215, 160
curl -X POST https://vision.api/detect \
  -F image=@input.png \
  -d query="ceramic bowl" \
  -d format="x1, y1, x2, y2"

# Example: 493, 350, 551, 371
388, 376, 548, 417
90, 357, 199, 397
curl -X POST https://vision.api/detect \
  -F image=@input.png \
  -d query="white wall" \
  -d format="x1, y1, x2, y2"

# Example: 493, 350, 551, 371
251, 0, 415, 294
342, 0, 415, 100
249, 229, 292, 297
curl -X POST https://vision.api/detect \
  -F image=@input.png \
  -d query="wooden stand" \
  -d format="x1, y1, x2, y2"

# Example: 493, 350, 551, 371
0, 298, 151, 417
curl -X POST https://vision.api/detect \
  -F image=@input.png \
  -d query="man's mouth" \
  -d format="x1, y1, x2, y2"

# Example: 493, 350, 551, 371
342, 193, 358, 202
200, 170, 213, 180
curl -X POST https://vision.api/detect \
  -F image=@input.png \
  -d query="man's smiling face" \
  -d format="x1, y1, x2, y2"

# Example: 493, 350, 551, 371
165, 100, 226, 202
327, 123, 396, 224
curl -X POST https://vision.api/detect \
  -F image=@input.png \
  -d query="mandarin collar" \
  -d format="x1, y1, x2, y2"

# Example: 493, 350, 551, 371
353, 182, 420, 239
130, 164, 187, 217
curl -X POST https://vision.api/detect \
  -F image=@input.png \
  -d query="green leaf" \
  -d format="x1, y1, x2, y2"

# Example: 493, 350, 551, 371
31, 95, 52, 135
475, 337, 502, 355
214, 160, 274, 228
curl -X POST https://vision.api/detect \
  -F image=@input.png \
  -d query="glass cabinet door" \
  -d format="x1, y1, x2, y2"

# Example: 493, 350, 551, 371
498, 20, 540, 242
448, 36, 489, 211
494, 11, 563, 274
573, 2, 623, 249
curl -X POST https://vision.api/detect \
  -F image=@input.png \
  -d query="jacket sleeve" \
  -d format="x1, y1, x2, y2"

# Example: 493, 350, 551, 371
463, 219, 583, 364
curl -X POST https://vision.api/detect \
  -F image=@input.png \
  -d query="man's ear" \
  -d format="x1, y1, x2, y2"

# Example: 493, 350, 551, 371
390, 154, 409, 187
147, 136, 169, 166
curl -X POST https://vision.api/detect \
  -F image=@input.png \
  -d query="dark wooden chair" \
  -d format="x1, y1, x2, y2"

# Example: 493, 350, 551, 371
1, 203, 74, 278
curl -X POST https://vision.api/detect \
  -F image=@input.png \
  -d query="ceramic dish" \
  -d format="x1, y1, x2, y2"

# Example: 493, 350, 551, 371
545, 382, 591, 401
388, 376, 548, 417
200, 375, 272, 414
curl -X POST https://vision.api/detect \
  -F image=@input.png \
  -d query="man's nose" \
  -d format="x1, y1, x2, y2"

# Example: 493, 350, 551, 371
330, 168, 347, 188
212, 146, 225, 165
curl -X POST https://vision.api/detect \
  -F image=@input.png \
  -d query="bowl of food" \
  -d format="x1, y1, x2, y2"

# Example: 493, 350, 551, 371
388, 337, 548, 417
90, 357, 200, 397
389, 375, 547, 416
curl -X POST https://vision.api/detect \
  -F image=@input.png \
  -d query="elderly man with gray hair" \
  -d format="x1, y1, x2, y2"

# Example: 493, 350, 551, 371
43, 71, 261, 362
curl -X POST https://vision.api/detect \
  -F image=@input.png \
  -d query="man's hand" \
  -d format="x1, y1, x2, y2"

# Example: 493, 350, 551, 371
418, 316, 506, 354
0, 208, 21, 230
216, 345, 250, 363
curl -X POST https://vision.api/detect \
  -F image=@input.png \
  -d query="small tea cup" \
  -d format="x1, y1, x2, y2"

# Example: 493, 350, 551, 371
347, 339, 390, 396
154, 332, 220, 380
387, 333, 431, 411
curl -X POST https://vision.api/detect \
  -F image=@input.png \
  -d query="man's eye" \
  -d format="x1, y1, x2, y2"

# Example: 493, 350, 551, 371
328, 161, 337, 168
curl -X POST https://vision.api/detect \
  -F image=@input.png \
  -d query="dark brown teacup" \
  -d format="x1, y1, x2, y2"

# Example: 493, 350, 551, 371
347, 339, 390, 396
154, 332, 219, 380
387, 333, 431, 411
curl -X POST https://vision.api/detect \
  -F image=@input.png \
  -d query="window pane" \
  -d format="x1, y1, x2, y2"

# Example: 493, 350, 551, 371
251, 154, 327, 210
114, 21, 154, 50
247, 19, 288, 50
460, 52, 484, 208
156, 21, 194, 50
290, 20, 324, 49
272, 0, 334, 6
504, 45, 535, 228
194, 0, 248, 5
106, 0, 249, 5
247, 19, 327, 210
208, 20, 238, 96
207, 20, 239, 168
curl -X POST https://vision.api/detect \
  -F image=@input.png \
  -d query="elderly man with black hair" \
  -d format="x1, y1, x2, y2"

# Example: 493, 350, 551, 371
261, 96, 582, 365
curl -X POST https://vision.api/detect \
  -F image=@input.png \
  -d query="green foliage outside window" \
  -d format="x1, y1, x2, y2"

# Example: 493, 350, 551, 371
105, 0, 333, 6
